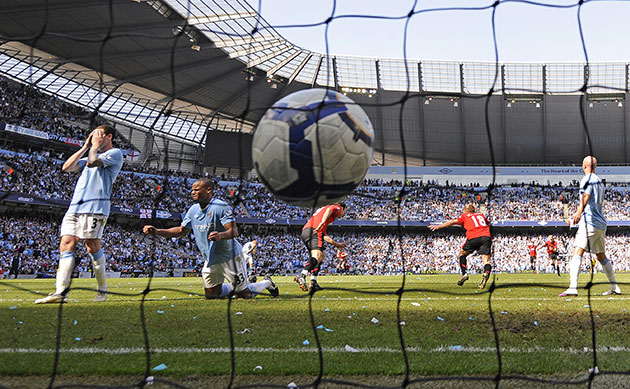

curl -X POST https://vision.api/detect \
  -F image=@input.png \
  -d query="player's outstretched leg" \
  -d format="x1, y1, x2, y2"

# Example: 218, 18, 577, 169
294, 274, 308, 291
247, 278, 276, 297
264, 275, 279, 297
599, 258, 621, 296
478, 263, 492, 289
296, 257, 317, 291
457, 255, 469, 286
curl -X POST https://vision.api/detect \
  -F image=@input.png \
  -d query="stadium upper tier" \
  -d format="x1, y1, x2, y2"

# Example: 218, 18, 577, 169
3, 0, 630, 165
2, 147, 630, 223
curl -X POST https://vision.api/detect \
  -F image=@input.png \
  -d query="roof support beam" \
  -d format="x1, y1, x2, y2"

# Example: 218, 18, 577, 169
266, 49, 302, 78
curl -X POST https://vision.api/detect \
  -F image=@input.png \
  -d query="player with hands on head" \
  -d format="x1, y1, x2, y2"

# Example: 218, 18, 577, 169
429, 203, 493, 289
559, 156, 620, 297
143, 179, 278, 299
35, 125, 123, 304
295, 202, 347, 292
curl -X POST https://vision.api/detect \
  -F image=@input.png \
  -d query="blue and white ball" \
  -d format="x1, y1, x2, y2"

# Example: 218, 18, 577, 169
252, 88, 374, 208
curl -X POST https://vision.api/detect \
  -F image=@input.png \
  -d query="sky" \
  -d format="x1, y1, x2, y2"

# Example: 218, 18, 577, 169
245, 0, 630, 63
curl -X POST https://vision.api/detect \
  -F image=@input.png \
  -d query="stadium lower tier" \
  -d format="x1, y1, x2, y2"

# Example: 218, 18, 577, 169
1, 213, 627, 278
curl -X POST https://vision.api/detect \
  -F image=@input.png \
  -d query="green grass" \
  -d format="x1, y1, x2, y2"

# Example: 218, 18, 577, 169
1, 273, 629, 385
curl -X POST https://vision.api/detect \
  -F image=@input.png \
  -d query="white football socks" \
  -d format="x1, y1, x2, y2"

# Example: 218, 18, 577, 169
568, 254, 582, 290
600, 258, 618, 288
220, 283, 233, 297
247, 280, 272, 296
89, 249, 107, 293
55, 251, 75, 295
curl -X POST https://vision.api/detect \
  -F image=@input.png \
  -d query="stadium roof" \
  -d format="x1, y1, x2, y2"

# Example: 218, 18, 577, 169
1, 0, 630, 150
0, 0, 327, 144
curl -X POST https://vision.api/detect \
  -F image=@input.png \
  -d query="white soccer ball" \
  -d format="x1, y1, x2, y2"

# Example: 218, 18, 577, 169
252, 88, 374, 208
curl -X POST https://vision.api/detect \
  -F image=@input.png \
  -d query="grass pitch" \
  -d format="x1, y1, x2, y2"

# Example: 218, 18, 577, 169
1, 273, 629, 387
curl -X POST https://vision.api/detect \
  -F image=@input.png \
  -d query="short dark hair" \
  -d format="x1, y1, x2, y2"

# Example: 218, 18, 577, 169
195, 178, 214, 189
337, 202, 347, 209
97, 125, 117, 140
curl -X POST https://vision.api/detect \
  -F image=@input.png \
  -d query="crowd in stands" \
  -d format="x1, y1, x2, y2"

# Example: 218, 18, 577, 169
2, 212, 630, 279
1, 74, 629, 280
3, 148, 630, 222
0, 76, 134, 150
0, 213, 200, 278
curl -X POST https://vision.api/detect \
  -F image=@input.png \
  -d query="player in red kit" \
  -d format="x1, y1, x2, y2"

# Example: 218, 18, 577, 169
429, 204, 493, 289
295, 202, 347, 292
336, 250, 349, 274
527, 241, 540, 273
543, 235, 561, 276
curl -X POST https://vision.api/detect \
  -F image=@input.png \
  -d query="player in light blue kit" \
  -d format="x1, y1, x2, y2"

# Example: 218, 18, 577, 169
35, 125, 123, 304
559, 156, 621, 296
143, 178, 278, 299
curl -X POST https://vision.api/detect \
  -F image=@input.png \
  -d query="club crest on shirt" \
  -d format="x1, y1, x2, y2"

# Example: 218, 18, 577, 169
207, 211, 213, 218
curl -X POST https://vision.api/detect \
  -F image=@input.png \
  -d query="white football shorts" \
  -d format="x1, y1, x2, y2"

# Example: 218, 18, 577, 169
202, 254, 249, 292
242, 253, 254, 269
60, 213, 108, 240
574, 225, 606, 254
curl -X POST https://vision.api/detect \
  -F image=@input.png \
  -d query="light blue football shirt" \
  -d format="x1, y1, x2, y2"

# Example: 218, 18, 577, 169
181, 199, 242, 266
66, 148, 123, 217
579, 173, 606, 231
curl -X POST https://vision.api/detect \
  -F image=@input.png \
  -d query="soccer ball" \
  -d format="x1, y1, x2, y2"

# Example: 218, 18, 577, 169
252, 88, 374, 208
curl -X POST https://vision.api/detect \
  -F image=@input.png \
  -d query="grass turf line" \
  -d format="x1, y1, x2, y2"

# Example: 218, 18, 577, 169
1, 274, 629, 379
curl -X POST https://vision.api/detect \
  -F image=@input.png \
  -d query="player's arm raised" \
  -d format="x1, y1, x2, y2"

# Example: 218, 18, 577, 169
143, 225, 190, 239
62, 132, 94, 172
208, 221, 238, 242
87, 128, 106, 168
428, 219, 459, 231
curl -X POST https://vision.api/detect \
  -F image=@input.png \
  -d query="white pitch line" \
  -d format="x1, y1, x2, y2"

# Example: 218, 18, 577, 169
3, 295, 628, 303
0, 346, 628, 355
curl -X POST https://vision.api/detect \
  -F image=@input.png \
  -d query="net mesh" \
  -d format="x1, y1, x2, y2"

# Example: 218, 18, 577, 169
0, 0, 628, 387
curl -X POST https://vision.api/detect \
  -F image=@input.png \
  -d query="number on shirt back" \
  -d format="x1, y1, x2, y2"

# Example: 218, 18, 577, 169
471, 215, 486, 227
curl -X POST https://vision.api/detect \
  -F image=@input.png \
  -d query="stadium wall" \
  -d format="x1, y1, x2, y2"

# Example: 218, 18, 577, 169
366, 165, 630, 185
352, 92, 630, 165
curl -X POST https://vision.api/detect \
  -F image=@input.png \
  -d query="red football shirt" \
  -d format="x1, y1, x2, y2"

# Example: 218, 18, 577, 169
527, 244, 538, 257
303, 204, 343, 235
456, 212, 491, 240
543, 240, 558, 254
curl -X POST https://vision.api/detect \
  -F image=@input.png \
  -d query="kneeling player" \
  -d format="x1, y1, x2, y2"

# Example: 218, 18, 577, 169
143, 179, 278, 298
295, 202, 347, 292
429, 204, 493, 289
